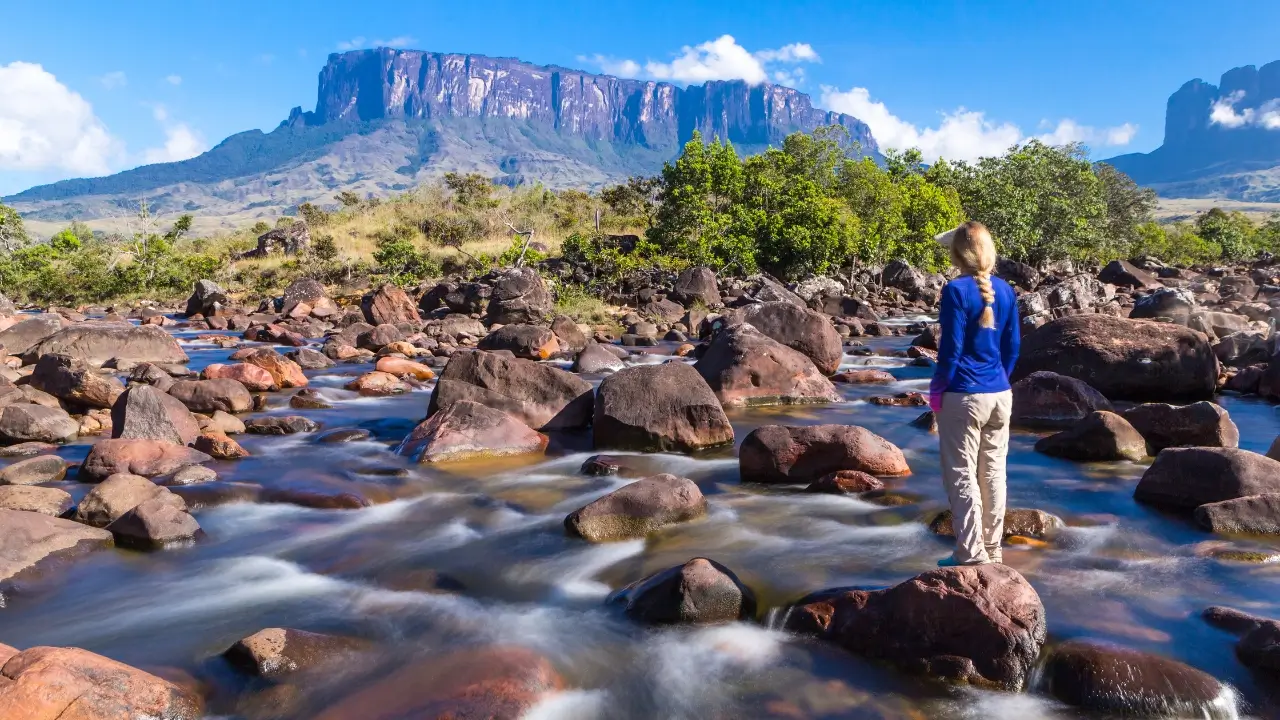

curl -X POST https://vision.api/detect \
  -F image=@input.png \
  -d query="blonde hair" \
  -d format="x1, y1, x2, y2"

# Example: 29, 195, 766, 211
950, 221, 998, 329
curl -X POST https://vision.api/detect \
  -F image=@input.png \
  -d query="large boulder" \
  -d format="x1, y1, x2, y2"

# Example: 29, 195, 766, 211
610, 557, 755, 624
0, 510, 113, 592
168, 379, 253, 414
1011, 314, 1217, 402
0, 645, 201, 720
565, 473, 706, 542
1194, 494, 1280, 535
739, 274, 805, 306
184, 279, 229, 317
477, 324, 560, 360
0, 405, 78, 444
110, 384, 200, 446
428, 350, 593, 431
1120, 401, 1239, 451
1034, 411, 1147, 462
1098, 259, 1158, 289
740, 424, 909, 483
785, 564, 1046, 689
593, 363, 734, 452
0, 486, 73, 516
1134, 447, 1280, 511
202, 362, 277, 392
1039, 641, 1226, 717
281, 277, 330, 316
670, 266, 721, 307
310, 646, 562, 720
74, 472, 187, 527
236, 348, 308, 388
1011, 371, 1114, 429
106, 498, 202, 549
361, 283, 420, 326
485, 267, 553, 325
23, 322, 188, 367
29, 354, 124, 409
695, 323, 840, 407
1129, 287, 1197, 325
550, 315, 588, 354
572, 342, 625, 373
79, 439, 212, 483
0, 315, 61, 356
0, 456, 67, 486
397, 400, 547, 463
734, 302, 843, 375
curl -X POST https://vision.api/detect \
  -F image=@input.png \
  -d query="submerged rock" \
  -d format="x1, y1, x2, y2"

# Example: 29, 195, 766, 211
805, 470, 885, 494
785, 564, 1046, 690
223, 627, 367, 680
1039, 641, 1227, 717
1194, 494, 1280, 535
739, 424, 910, 483
245, 416, 320, 435
610, 557, 756, 624
594, 363, 733, 452
928, 508, 1065, 540
565, 473, 706, 542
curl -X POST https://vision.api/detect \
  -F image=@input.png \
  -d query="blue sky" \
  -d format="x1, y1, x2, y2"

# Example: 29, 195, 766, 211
1, 0, 1278, 196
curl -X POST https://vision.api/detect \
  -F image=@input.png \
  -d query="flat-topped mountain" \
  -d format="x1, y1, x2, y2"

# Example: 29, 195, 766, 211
6, 48, 878, 222
1106, 60, 1280, 200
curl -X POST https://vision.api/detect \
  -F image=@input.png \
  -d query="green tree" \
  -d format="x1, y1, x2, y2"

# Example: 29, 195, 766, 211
0, 202, 28, 252
600, 176, 661, 226
443, 172, 498, 209
648, 131, 752, 271
1095, 163, 1157, 260
1196, 208, 1257, 262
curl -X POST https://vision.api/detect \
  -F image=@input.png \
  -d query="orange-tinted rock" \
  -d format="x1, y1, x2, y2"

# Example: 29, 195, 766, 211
237, 348, 308, 388
202, 363, 278, 392
375, 356, 434, 381
398, 400, 547, 463
79, 439, 212, 482
833, 369, 895, 384
740, 424, 910, 483
193, 432, 250, 459
344, 371, 410, 395
805, 470, 885, 494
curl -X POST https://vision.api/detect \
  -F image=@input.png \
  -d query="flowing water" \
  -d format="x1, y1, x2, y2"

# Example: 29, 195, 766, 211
3, 322, 1279, 719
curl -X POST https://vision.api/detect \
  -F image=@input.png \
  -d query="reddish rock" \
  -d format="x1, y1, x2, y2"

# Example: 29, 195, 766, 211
1011, 370, 1113, 429
805, 470, 885, 494
785, 564, 1046, 689
375, 356, 435, 380
223, 628, 366, 679
29, 354, 124, 409
74, 473, 187, 527
110, 384, 200, 446
477, 324, 560, 360
928, 508, 1064, 540
193, 431, 250, 459
1135, 447, 1280, 511
1120, 401, 1239, 451
0, 645, 202, 720
106, 498, 202, 549
0, 510, 113, 590
202, 362, 278, 391
740, 424, 910, 483
361, 283, 420, 326
695, 323, 840, 407
311, 646, 561, 720
397, 400, 547, 463
833, 369, 895, 384
565, 473, 706, 542
734, 301, 844, 375
79, 439, 212, 483
1040, 641, 1225, 716
344, 371, 410, 395
867, 391, 927, 407
1034, 410, 1148, 462
168, 378, 253, 414
237, 348, 308, 388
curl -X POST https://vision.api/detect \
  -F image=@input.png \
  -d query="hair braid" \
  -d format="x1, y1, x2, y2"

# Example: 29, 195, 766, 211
975, 271, 996, 329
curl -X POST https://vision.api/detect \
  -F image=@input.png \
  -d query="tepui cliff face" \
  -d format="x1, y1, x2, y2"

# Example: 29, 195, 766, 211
6, 48, 877, 220
1106, 59, 1280, 201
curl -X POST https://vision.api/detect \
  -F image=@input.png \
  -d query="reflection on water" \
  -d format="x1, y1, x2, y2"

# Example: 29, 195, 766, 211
2, 332, 1278, 718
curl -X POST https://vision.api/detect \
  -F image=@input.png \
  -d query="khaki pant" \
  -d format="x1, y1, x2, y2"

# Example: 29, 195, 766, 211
937, 390, 1013, 564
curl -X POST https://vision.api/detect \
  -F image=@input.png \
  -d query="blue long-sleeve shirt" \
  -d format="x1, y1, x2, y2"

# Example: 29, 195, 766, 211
929, 275, 1020, 395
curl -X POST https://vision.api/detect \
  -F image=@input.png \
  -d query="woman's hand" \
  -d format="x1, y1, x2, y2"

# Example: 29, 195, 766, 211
929, 391, 943, 413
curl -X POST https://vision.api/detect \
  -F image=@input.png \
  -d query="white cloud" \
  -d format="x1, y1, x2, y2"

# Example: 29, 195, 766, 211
821, 85, 1138, 163
165, 74, 182, 86
99, 71, 127, 90
141, 103, 207, 165
1212, 91, 1280, 131
586, 35, 821, 86
258, 53, 275, 65
0, 61, 122, 175
336, 35, 416, 51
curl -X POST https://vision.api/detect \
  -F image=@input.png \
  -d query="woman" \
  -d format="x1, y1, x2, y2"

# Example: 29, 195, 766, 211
928, 221, 1020, 566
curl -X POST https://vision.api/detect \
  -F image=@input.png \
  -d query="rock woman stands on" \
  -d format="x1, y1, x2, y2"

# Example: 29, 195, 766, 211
929, 221, 1021, 566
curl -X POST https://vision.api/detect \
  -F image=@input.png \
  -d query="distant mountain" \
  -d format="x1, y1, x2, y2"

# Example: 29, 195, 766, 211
5, 49, 878, 222
1106, 60, 1280, 201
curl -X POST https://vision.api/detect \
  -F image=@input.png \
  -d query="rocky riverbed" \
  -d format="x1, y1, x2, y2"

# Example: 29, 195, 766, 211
1, 263, 1280, 719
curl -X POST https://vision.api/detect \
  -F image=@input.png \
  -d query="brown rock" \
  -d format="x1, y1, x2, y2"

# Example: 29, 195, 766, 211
1120, 401, 1239, 451
0, 455, 68, 486
805, 470, 885, 494
106, 498, 202, 549
484, 267, 553, 325
0, 486, 73, 516
237, 348, 308, 388
550, 315, 588, 354
611, 557, 756, 624
1034, 410, 1148, 462
785, 564, 1046, 690
244, 416, 319, 435
168, 378, 253, 414
695, 323, 841, 407
867, 391, 927, 407
833, 369, 895, 384
29, 354, 124, 409
193, 431, 250, 459
1194, 493, 1280, 535
739, 424, 910, 483
478, 323, 560, 360
80, 439, 212, 483
110, 384, 200, 446
928, 508, 1065, 540
22, 321, 188, 367
0, 509, 113, 590
1011, 371, 1113, 429
361, 283, 419, 326
74, 473, 186, 527
736, 301, 844, 375
223, 628, 366, 679
429, 350, 593, 431
1134, 447, 1280, 512
289, 388, 332, 409
593, 362, 733, 452
344, 370, 410, 395
374, 356, 434, 380
565, 473, 706, 542
397, 400, 547, 463
1040, 641, 1224, 716
0, 405, 77, 444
